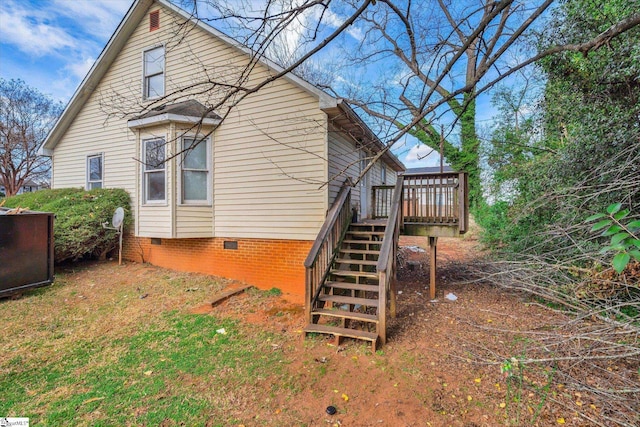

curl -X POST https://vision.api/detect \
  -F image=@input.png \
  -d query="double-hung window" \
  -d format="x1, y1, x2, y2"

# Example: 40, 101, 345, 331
143, 138, 166, 203
87, 154, 103, 189
143, 46, 164, 99
181, 137, 210, 204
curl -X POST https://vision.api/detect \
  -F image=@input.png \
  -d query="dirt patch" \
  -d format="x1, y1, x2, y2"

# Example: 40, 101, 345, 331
4, 232, 633, 426
180, 233, 594, 426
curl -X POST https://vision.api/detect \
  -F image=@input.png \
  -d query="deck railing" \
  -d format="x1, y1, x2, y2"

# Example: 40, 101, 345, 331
304, 182, 353, 320
402, 172, 464, 226
372, 185, 395, 219
376, 177, 404, 344
373, 172, 469, 233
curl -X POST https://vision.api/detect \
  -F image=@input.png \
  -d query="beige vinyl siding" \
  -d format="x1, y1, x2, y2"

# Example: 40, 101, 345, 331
328, 126, 360, 209
53, 4, 327, 240
386, 165, 398, 185
327, 128, 401, 219
175, 207, 213, 237
50, 105, 135, 193
370, 160, 382, 186
370, 161, 397, 186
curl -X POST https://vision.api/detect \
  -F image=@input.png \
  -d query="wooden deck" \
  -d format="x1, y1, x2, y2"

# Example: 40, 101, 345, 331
373, 171, 469, 236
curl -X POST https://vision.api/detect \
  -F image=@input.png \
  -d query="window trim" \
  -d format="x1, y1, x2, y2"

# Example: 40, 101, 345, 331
179, 135, 212, 206
86, 153, 104, 190
142, 137, 167, 205
142, 45, 165, 100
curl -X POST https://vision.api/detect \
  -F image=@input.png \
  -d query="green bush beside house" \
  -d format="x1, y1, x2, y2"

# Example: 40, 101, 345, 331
2, 188, 131, 263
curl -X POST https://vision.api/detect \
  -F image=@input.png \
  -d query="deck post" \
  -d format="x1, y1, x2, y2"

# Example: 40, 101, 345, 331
429, 236, 438, 300
390, 276, 397, 318
305, 269, 312, 322
379, 271, 387, 345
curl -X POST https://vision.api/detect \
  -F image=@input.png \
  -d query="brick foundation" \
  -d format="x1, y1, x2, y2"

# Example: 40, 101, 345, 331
121, 235, 312, 298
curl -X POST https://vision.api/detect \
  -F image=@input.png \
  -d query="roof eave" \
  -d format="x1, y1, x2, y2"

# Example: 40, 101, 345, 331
127, 113, 221, 129
324, 100, 405, 172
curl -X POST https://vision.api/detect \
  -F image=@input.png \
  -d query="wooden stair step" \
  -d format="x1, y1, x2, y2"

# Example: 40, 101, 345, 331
339, 248, 381, 255
311, 308, 379, 323
352, 222, 387, 227
318, 294, 379, 307
342, 239, 383, 245
347, 231, 386, 236
335, 258, 378, 265
304, 324, 378, 343
325, 281, 379, 292
331, 270, 378, 279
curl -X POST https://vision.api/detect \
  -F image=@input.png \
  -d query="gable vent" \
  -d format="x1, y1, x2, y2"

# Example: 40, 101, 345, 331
149, 10, 160, 31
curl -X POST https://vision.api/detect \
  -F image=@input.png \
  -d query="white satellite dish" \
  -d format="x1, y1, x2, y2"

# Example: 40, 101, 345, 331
102, 207, 125, 265
112, 207, 125, 228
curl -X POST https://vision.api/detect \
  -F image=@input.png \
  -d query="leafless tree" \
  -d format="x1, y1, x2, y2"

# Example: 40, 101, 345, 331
0, 79, 62, 197
113, 0, 636, 193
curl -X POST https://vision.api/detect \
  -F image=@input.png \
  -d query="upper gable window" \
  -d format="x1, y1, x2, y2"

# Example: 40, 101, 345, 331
143, 46, 164, 99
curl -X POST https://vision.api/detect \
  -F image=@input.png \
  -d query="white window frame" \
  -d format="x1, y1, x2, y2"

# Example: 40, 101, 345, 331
142, 45, 165, 100
142, 137, 167, 204
86, 153, 104, 190
179, 136, 211, 205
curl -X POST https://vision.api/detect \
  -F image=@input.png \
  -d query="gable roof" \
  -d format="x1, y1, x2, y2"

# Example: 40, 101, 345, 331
39, 0, 404, 171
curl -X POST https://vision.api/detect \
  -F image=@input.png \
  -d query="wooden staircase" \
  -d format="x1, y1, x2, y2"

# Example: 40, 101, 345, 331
304, 222, 386, 351
304, 171, 468, 351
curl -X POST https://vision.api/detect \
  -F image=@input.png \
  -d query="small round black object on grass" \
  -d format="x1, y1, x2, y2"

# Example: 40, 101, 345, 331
326, 405, 337, 415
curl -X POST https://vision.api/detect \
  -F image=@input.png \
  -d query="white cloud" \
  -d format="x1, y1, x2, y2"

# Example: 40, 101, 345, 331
404, 143, 435, 162
317, 8, 364, 41
52, 0, 131, 37
345, 26, 364, 41
0, 2, 77, 56
0, 0, 129, 58
65, 56, 96, 79
403, 143, 443, 168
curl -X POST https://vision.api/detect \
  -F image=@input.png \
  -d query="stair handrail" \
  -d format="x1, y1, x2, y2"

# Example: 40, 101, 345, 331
376, 176, 404, 344
377, 176, 404, 274
304, 182, 353, 317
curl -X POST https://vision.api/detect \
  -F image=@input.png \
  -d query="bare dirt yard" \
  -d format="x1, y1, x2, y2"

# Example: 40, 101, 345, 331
2, 232, 637, 426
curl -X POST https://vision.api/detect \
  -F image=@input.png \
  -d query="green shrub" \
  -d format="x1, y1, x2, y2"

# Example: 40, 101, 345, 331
2, 188, 131, 263
587, 203, 640, 273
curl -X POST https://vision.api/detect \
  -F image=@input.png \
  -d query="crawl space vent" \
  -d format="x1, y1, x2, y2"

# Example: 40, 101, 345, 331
150, 10, 160, 31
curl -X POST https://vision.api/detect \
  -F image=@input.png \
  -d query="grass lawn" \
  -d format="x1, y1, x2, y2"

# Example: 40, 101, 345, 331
1, 262, 297, 426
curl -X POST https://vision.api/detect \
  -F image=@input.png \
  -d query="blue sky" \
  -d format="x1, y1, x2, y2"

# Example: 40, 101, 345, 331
0, 0, 499, 169
0, 0, 131, 101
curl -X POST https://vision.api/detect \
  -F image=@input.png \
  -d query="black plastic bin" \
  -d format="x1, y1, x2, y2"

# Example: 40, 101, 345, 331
0, 209, 54, 297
